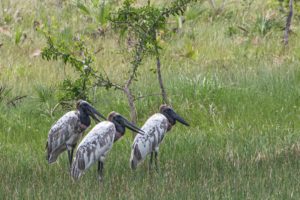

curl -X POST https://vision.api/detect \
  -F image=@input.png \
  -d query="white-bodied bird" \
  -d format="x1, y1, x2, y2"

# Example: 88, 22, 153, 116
71, 111, 144, 182
130, 105, 189, 171
46, 100, 106, 168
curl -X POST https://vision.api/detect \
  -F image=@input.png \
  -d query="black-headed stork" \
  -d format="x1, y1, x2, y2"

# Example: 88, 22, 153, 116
46, 100, 106, 168
130, 105, 189, 171
71, 111, 144, 182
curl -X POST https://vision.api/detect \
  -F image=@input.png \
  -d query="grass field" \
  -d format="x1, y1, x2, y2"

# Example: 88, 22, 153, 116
1, 0, 300, 199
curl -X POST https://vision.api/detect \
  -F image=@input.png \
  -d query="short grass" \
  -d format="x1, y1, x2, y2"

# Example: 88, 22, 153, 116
1, 0, 300, 199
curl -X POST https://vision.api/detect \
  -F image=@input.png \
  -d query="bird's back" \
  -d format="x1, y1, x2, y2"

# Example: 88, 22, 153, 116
71, 121, 115, 179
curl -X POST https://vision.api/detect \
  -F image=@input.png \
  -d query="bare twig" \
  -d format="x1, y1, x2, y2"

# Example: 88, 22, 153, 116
209, 0, 216, 9
284, 0, 293, 46
237, 25, 249, 34
50, 102, 61, 117
220, 0, 227, 12
125, 43, 143, 88
6, 95, 27, 107
94, 76, 123, 90
91, 68, 123, 90
94, 47, 103, 55
134, 93, 162, 101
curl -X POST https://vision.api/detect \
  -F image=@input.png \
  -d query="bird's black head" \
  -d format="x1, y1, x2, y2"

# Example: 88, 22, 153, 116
159, 105, 190, 127
76, 100, 106, 127
108, 111, 144, 142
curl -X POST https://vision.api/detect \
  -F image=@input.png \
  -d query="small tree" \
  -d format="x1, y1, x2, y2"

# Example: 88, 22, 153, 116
109, 0, 198, 106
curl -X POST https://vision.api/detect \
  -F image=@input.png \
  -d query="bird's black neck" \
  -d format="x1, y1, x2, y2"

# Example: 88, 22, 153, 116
78, 108, 91, 127
161, 112, 175, 126
113, 122, 125, 142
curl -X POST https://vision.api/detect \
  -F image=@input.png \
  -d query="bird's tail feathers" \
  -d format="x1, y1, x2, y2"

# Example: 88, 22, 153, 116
45, 141, 49, 161
71, 160, 81, 180
130, 144, 142, 170
130, 158, 137, 170
47, 156, 58, 164
46, 144, 66, 164
45, 141, 55, 163
71, 153, 84, 180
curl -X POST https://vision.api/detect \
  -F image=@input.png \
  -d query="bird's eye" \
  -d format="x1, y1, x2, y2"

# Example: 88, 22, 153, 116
114, 115, 122, 123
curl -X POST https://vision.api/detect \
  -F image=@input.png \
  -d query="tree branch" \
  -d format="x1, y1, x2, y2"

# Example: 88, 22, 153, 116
125, 42, 144, 88
6, 95, 27, 107
209, 0, 216, 9
284, 0, 293, 46
134, 93, 162, 101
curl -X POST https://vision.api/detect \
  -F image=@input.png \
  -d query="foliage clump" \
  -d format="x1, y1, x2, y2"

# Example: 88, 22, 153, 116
42, 36, 94, 101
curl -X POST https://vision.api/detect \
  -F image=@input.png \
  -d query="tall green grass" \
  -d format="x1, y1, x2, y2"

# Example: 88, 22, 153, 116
1, 65, 300, 199
1, 0, 300, 199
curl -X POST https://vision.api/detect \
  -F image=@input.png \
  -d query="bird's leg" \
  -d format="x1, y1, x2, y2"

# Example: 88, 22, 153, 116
154, 151, 159, 173
70, 144, 76, 166
70, 148, 74, 167
98, 161, 104, 182
149, 152, 153, 171
65, 144, 73, 170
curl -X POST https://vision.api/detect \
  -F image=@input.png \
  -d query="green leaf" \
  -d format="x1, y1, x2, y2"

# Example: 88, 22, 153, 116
15, 29, 22, 45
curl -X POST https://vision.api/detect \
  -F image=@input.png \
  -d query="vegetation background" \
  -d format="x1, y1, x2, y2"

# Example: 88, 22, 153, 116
0, 0, 300, 199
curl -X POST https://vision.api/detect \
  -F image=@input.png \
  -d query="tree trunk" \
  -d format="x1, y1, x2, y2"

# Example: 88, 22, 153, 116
284, 0, 293, 46
123, 86, 137, 138
123, 86, 137, 125
156, 52, 168, 104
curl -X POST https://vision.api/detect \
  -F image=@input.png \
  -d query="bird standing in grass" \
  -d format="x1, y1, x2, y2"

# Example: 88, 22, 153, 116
71, 111, 144, 182
46, 100, 106, 168
130, 105, 189, 171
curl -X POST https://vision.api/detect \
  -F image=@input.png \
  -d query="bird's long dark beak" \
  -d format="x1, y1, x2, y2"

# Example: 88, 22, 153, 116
171, 110, 190, 126
87, 104, 106, 122
121, 116, 144, 135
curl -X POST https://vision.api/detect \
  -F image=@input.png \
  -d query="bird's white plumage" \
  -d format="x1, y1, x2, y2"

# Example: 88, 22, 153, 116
46, 111, 87, 163
71, 121, 115, 179
130, 113, 169, 168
